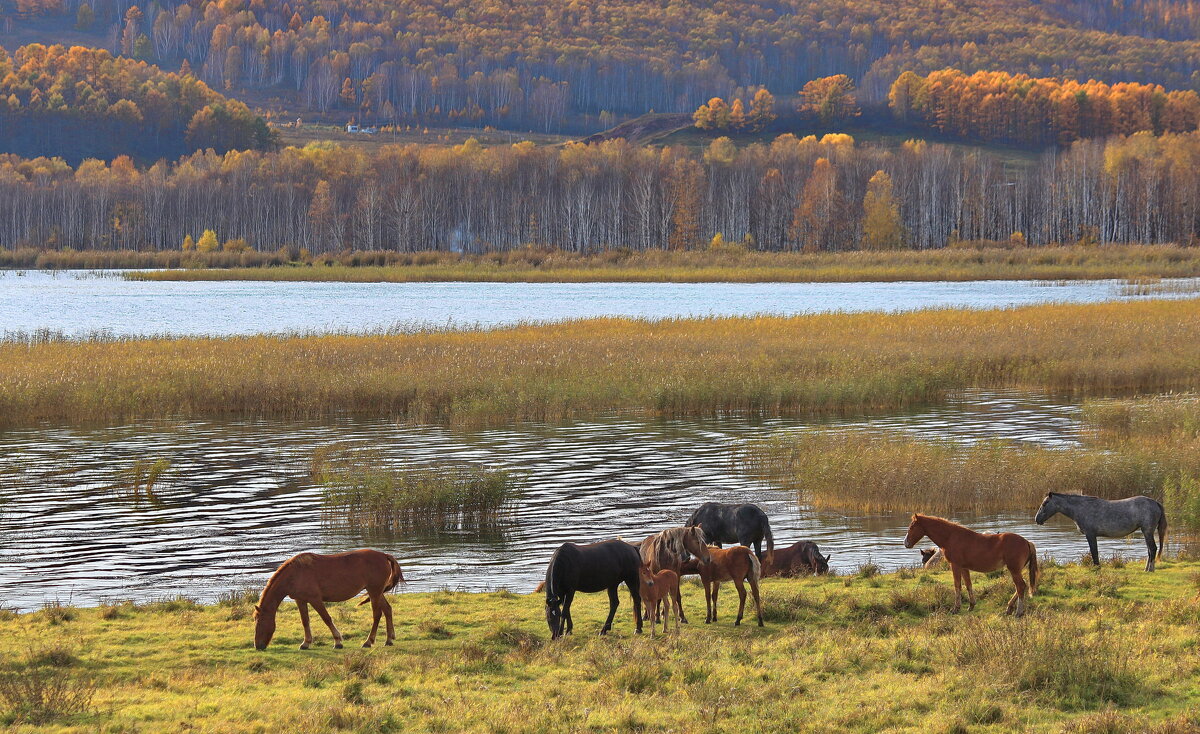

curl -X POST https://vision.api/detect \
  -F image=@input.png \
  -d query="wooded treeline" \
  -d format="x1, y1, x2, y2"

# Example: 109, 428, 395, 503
0, 43, 274, 161
889, 70, 1200, 145
3, 131, 1200, 252
9, 0, 1200, 131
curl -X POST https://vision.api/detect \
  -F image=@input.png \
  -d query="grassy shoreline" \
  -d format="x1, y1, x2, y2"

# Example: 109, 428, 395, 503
4, 299, 1200, 429
2, 563, 1197, 731
115, 245, 1200, 283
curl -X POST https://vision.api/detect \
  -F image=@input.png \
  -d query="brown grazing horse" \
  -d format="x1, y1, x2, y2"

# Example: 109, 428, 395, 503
638, 564, 681, 636
254, 549, 404, 650
761, 540, 830, 577
903, 515, 1038, 616
638, 526, 710, 623
680, 545, 764, 627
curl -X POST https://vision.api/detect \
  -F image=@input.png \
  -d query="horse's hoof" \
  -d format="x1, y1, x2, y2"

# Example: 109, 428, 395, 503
334, 642, 344, 649
734, 620, 742, 626
385, 640, 394, 646
299, 643, 310, 650
362, 642, 373, 649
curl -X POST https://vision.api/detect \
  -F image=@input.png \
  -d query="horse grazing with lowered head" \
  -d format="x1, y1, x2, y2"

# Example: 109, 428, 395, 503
904, 514, 1038, 616
762, 540, 830, 577
919, 547, 945, 569
638, 564, 681, 636
543, 540, 643, 639
637, 525, 710, 623
686, 502, 774, 560
1035, 492, 1167, 571
254, 549, 404, 650
680, 545, 764, 626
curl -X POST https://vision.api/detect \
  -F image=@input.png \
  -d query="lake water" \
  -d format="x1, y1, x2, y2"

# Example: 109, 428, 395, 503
0, 270, 1193, 337
0, 391, 1147, 612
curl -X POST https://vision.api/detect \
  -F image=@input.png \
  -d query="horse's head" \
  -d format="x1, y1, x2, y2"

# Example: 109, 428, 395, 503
813, 551, 831, 575
919, 548, 937, 565
638, 563, 655, 588
903, 514, 925, 549
684, 526, 711, 563
1034, 492, 1062, 525
253, 604, 275, 650
545, 594, 565, 639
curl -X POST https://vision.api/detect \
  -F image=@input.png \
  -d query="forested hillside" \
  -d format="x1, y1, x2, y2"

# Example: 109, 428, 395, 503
0, 43, 274, 161
1, 132, 1197, 252
6, 0, 1200, 132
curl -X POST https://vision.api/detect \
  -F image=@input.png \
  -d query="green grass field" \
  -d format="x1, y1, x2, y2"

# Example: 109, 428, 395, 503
2, 561, 1198, 732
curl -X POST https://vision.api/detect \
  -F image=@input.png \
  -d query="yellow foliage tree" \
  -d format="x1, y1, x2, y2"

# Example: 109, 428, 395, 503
196, 229, 219, 252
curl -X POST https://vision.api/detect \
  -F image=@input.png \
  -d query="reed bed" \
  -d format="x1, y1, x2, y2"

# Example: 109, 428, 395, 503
5, 299, 1200, 429
121, 244, 1200, 283
737, 431, 1165, 514
0, 248, 291, 270
315, 449, 521, 530
742, 393, 1200, 526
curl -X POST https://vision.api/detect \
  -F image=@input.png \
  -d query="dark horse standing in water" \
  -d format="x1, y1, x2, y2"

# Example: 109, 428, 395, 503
543, 540, 643, 639
686, 502, 774, 560
1035, 492, 1167, 571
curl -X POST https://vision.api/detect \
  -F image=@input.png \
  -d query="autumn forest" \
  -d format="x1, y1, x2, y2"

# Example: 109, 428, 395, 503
4, 0, 1200, 252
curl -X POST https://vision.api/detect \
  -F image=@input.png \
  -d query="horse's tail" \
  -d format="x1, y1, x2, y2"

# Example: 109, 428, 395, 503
384, 554, 405, 592
1026, 541, 1039, 595
360, 554, 405, 605
1157, 508, 1168, 560
747, 548, 762, 585
763, 516, 774, 563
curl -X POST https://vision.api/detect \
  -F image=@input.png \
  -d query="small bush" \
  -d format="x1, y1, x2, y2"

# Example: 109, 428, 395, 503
418, 620, 453, 639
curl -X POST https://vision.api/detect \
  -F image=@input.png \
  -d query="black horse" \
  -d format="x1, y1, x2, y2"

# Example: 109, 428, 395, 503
543, 540, 643, 639
686, 502, 774, 560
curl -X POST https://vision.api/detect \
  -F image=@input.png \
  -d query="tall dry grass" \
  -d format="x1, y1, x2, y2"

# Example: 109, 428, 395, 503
737, 431, 1164, 514
123, 244, 1200, 283
5, 299, 1200, 429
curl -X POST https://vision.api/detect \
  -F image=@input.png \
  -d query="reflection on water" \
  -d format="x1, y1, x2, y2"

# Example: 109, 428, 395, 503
0, 391, 1149, 611
2, 270, 1197, 337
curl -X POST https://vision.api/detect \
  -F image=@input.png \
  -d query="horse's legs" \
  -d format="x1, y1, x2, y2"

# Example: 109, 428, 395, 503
711, 582, 721, 622
1144, 528, 1158, 572
363, 594, 383, 648
732, 577, 747, 626
950, 563, 963, 613
297, 601, 314, 650
963, 570, 976, 611
564, 590, 576, 634
311, 601, 343, 648
600, 586, 619, 635
748, 574, 764, 627
1005, 561, 1029, 616
1086, 533, 1100, 566
673, 580, 688, 625
381, 596, 395, 645
702, 579, 713, 623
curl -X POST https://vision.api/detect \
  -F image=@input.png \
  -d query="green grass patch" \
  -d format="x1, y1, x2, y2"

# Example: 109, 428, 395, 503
0, 563, 1197, 731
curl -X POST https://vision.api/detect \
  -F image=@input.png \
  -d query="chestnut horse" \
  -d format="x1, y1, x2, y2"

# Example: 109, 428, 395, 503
762, 540, 830, 577
254, 549, 404, 650
903, 515, 1038, 616
638, 526, 710, 623
680, 545, 764, 626
638, 564, 681, 636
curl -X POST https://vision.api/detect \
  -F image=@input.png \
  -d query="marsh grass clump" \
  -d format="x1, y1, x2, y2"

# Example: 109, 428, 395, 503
739, 430, 1166, 514
316, 449, 522, 531
112, 458, 172, 505
0, 645, 95, 724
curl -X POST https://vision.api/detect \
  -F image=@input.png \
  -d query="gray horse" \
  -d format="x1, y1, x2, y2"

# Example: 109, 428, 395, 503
1034, 492, 1167, 571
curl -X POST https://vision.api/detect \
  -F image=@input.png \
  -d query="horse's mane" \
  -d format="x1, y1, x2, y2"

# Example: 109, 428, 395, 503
255, 552, 313, 614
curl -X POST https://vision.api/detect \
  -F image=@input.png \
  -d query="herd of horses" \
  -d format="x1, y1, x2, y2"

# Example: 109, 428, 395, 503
252, 492, 1168, 649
